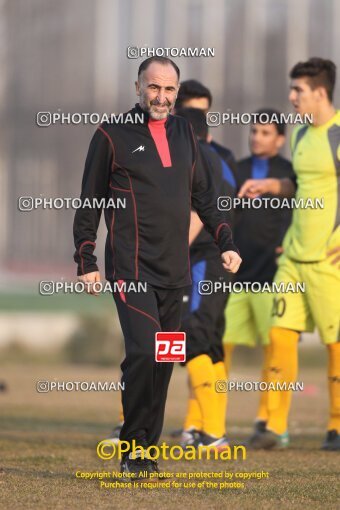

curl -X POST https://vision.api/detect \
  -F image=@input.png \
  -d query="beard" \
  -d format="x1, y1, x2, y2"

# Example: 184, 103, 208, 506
139, 93, 174, 120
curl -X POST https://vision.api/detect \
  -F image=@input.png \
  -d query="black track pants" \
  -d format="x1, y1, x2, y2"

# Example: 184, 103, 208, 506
112, 281, 184, 447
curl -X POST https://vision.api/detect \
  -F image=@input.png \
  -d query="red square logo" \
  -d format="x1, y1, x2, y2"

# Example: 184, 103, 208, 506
155, 332, 186, 362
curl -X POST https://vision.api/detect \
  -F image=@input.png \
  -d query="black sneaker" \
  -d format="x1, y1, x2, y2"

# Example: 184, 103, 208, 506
120, 450, 158, 480
245, 420, 268, 447
192, 431, 229, 451
247, 429, 289, 450
180, 428, 200, 448
254, 420, 267, 434
321, 430, 340, 451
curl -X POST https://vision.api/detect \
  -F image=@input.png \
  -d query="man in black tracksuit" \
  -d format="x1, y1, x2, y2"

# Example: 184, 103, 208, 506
73, 56, 241, 477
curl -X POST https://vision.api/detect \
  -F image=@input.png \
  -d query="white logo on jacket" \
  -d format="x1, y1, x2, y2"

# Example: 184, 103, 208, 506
132, 145, 145, 153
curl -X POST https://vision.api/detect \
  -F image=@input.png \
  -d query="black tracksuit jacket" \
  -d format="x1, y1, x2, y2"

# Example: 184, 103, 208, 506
73, 104, 236, 288
234, 155, 294, 284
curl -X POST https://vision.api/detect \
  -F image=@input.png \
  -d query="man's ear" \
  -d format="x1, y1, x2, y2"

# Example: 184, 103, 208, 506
276, 134, 286, 150
135, 80, 140, 97
316, 86, 328, 102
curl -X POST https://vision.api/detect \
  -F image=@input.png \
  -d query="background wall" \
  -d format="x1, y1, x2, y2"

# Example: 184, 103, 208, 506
0, 0, 338, 346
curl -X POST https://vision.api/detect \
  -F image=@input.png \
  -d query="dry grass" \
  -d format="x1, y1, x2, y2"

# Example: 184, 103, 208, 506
0, 360, 339, 510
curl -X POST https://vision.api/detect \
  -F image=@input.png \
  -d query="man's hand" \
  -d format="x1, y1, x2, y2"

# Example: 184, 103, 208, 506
221, 251, 242, 273
238, 178, 274, 198
327, 246, 340, 267
77, 271, 101, 296
238, 177, 295, 199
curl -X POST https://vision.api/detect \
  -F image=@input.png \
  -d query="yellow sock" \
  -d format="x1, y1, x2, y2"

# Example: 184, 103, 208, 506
267, 327, 299, 435
327, 343, 340, 433
187, 354, 221, 437
223, 344, 234, 435
256, 345, 271, 422
184, 380, 202, 430
213, 361, 228, 436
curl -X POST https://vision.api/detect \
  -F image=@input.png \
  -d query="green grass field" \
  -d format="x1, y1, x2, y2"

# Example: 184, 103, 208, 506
0, 360, 339, 510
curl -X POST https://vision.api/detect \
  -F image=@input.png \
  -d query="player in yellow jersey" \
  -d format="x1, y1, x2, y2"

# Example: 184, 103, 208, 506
239, 58, 340, 450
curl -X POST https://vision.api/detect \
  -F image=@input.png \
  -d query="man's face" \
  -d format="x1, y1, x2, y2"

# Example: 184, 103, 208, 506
249, 123, 285, 158
136, 62, 179, 120
288, 77, 321, 117
180, 97, 210, 112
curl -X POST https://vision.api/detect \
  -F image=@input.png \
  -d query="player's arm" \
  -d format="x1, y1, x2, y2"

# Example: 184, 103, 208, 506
73, 127, 113, 295
189, 211, 204, 245
238, 177, 296, 199
190, 139, 241, 273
